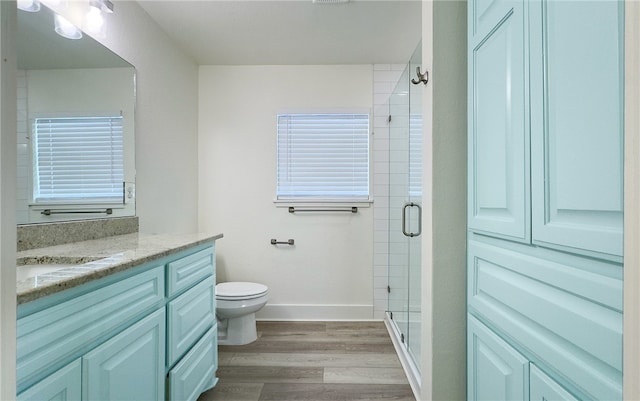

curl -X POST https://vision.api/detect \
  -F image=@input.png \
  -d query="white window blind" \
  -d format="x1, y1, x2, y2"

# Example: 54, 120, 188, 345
409, 113, 423, 197
33, 116, 124, 203
277, 113, 370, 200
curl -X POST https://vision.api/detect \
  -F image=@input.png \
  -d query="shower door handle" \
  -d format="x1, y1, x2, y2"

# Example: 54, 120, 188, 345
402, 202, 422, 237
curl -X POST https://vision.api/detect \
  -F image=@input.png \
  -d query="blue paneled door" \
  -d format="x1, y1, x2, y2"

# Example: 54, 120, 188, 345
17, 359, 81, 401
530, 0, 624, 259
468, 316, 529, 401
82, 309, 165, 401
468, 0, 530, 242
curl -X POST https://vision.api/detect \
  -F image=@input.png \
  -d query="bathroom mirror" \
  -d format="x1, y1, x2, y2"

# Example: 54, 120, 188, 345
16, 4, 136, 225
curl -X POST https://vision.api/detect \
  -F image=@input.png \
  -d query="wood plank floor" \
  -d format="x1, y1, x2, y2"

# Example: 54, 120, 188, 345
198, 321, 416, 401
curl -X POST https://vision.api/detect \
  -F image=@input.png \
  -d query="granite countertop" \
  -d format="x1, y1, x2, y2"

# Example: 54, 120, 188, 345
17, 232, 223, 305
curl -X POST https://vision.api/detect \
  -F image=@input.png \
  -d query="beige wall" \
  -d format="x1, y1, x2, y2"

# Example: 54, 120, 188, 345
624, 1, 640, 399
198, 65, 375, 320
420, 1, 467, 400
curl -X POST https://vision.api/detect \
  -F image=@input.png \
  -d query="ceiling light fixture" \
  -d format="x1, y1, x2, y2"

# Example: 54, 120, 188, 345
17, 0, 41, 12
86, 1, 105, 33
85, 0, 114, 36
54, 13, 82, 40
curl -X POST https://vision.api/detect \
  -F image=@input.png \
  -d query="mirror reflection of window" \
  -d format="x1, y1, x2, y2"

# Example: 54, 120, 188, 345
16, 3, 136, 224
33, 115, 124, 204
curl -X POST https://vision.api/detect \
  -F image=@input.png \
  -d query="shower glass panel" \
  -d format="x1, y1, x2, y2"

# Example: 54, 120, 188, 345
387, 43, 422, 373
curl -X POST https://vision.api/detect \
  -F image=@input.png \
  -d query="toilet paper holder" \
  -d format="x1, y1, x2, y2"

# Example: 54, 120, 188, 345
271, 238, 294, 245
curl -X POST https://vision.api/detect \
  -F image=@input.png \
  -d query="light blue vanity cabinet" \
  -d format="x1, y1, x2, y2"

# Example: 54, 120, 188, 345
468, 316, 529, 401
467, 0, 623, 400
83, 309, 166, 400
529, 0, 624, 259
166, 247, 218, 400
16, 240, 218, 401
16, 359, 81, 401
530, 364, 580, 401
467, 0, 530, 243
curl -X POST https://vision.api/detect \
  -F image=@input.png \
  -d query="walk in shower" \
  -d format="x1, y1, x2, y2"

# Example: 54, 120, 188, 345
386, 43, 423, 387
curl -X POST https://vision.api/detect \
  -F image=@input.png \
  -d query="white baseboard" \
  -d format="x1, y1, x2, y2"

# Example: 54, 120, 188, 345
256, 303, 375, 321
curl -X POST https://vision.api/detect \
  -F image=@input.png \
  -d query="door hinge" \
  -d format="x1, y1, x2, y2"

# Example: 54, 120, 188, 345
401, 333, 405, 343
387, 285, 391, 294
388, 115, 392, 123
390, 312, 393, 320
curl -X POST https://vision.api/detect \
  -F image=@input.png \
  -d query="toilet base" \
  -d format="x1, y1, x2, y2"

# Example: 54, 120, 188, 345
217, 313, 258, 345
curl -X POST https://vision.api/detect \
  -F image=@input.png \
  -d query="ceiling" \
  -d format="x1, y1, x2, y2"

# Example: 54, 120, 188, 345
137, 0, 422, 65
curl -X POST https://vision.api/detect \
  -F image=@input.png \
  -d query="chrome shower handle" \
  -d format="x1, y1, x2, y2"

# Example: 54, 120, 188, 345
402, 202, 422, 237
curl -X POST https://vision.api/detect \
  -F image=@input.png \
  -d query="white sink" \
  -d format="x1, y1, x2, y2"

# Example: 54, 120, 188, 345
16, 264, 77, 281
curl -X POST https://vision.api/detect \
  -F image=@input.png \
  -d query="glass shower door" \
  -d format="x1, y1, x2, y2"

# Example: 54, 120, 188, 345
388, 64, 410, 348
387, 43, 422, 373
406, 44, 423, 370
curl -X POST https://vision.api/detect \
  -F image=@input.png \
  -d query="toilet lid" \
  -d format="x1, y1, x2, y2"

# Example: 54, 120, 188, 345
216, 282, 268, 299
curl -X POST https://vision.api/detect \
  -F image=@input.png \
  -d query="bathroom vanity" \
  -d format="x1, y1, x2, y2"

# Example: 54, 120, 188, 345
15, 232, 222, 401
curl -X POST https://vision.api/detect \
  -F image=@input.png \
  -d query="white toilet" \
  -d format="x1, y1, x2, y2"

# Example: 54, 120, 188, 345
215, 281, 268, 345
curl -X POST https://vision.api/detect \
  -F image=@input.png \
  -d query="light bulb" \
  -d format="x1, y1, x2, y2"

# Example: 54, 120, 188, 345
17, 0, 40, 12
86, 5, 104, 34
54, 14, 82, 40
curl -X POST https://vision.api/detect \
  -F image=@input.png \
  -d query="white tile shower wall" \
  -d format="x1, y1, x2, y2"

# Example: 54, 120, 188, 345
372, 64, 405, 319
16, 70, 28, 223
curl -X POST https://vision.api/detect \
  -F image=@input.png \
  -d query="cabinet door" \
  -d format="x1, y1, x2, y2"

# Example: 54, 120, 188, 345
83, 309, 165, 401
530, 0, 624, 258
468, 316, 529, 401
468, 0, 530, 242
530, 364, 579, 401
17, 359, 81, 401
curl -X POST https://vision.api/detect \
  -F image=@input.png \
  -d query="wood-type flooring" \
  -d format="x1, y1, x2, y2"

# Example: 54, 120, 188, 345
198, 321, 416, 401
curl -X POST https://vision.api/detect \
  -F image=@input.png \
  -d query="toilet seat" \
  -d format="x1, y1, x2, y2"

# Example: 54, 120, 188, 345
216, 282, 268, 300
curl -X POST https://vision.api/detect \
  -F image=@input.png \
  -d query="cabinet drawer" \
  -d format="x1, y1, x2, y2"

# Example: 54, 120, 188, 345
530, 364, 579, 401
17, 358, 81, 401
168, 325, 218, 401
17, 266, 164, 392
167, 276, 216, 367
167, 246, 214, 298
468, 238, 622, 399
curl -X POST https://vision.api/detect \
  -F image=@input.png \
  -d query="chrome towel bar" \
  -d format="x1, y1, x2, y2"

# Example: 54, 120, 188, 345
288, 206, 357, 213
271, 239, 294, 245
41, 208, 113, 216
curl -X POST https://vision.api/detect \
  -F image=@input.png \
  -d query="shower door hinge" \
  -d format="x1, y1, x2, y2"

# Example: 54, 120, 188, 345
387, 285, 391, 294
388, 115, 392, 123
390, 312, 393, 320
401, 333, 405, 343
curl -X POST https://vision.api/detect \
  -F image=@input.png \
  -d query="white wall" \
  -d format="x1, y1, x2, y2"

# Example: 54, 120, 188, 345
57, 0, 201, 234
198, 65, 375, 320
0, 3, 17, 399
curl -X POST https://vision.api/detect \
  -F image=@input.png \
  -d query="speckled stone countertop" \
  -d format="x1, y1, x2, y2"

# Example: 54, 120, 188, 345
17, 232, 223, 305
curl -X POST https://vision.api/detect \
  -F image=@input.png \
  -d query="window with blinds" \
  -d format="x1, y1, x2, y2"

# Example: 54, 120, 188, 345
276, 113, 370, 201
33, 116, 124, 204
